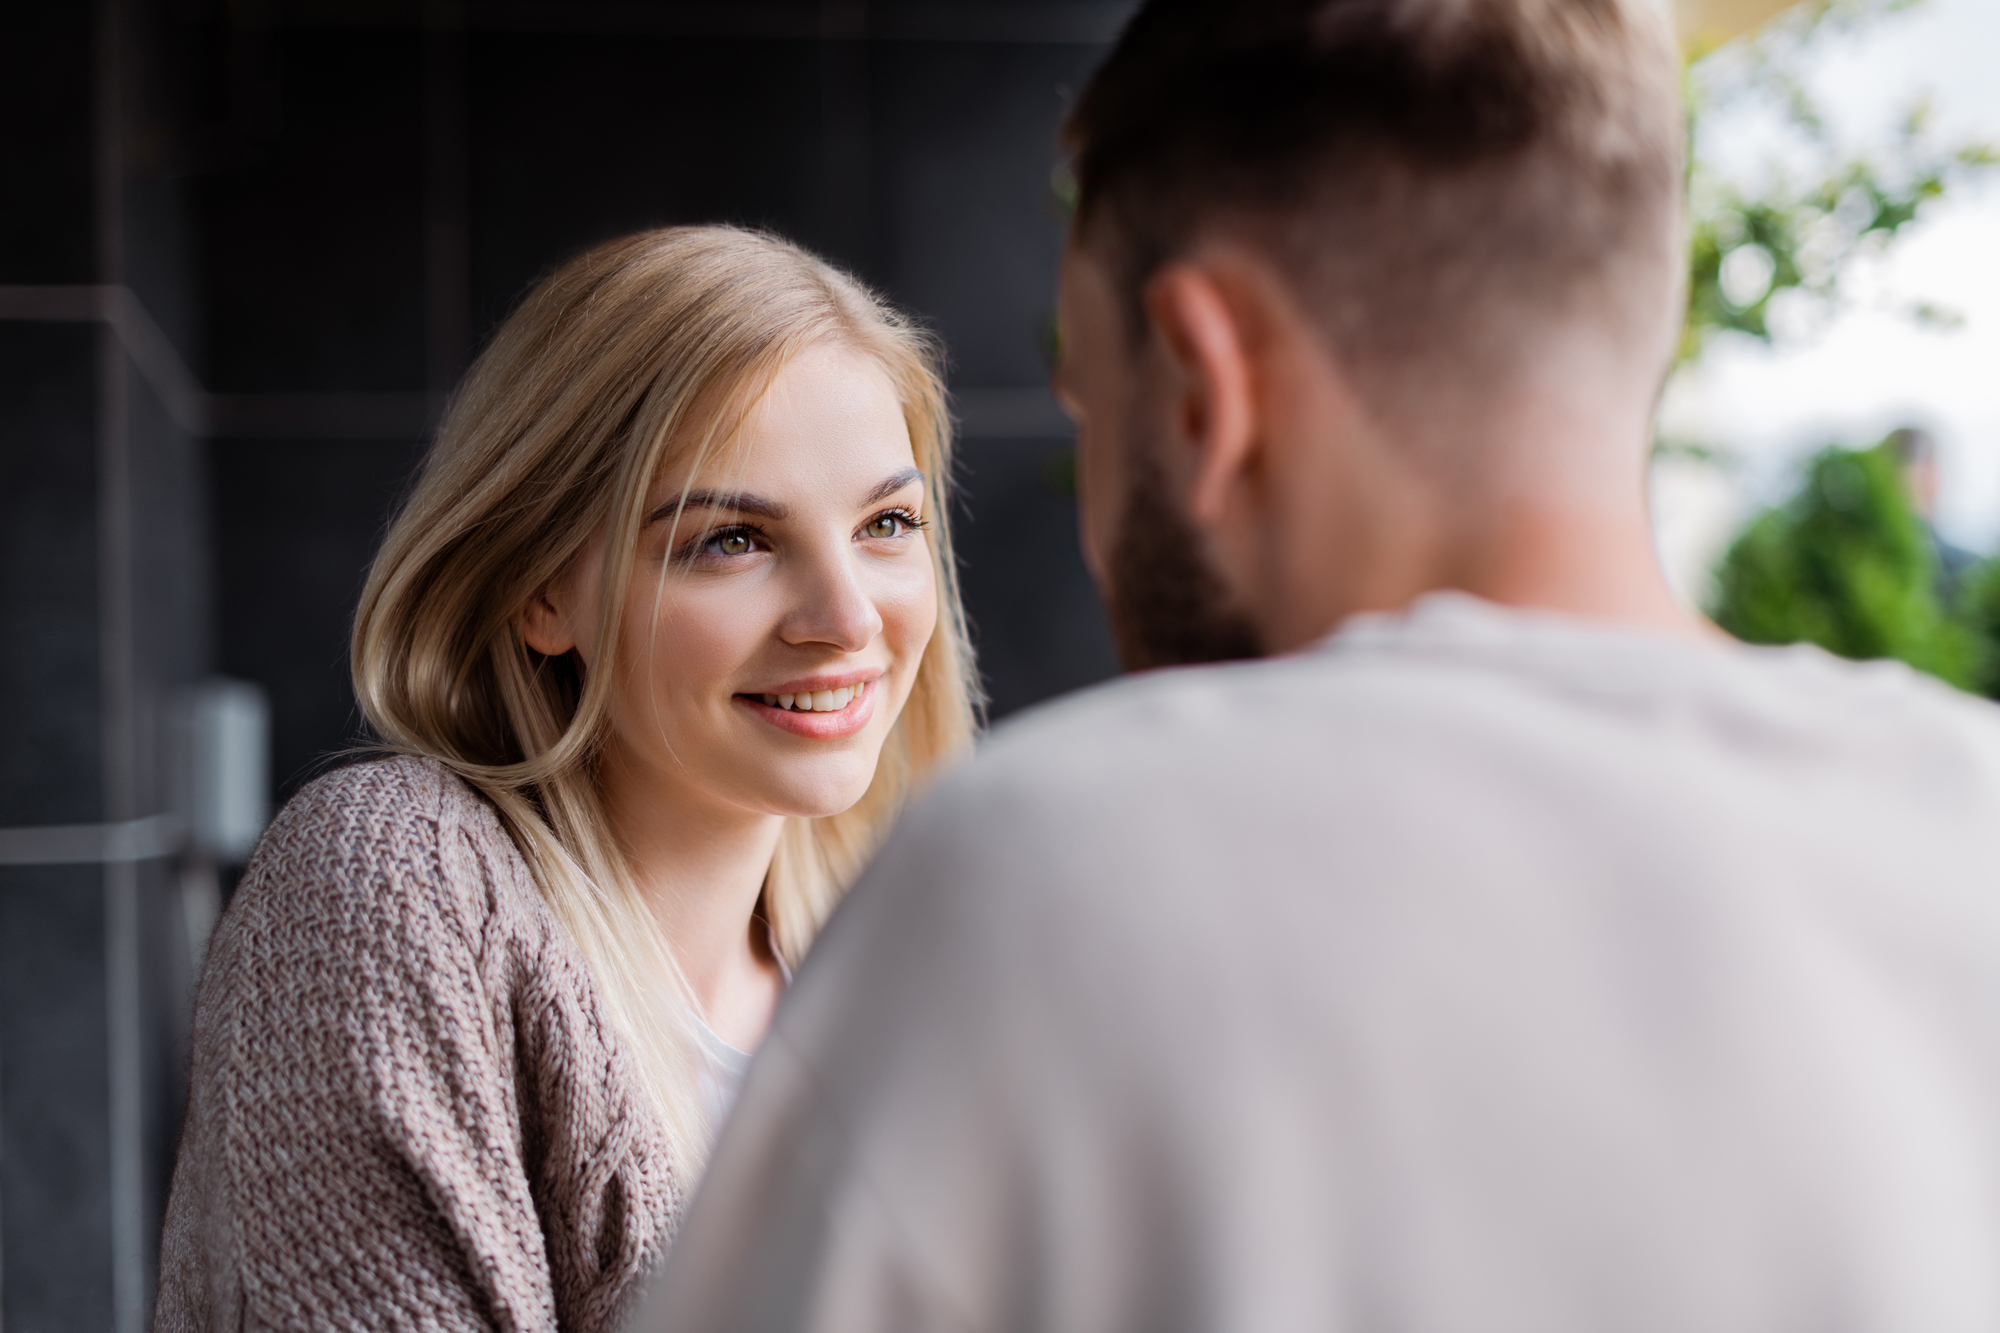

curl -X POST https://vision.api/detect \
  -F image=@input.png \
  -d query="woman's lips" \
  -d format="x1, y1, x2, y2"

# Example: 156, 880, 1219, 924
738, 678, 877, 740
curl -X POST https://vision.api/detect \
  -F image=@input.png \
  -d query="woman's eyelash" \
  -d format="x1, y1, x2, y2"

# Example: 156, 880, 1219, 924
675, 522, 766, 561
673, 508, 924, 561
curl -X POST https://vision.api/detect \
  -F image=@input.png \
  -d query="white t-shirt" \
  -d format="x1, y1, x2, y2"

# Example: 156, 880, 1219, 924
645, 593, 2000, 1333
694, 1014, 753, 1127
694, 932, 789, 1127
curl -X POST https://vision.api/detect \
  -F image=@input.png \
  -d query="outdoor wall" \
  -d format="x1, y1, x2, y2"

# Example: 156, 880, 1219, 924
1, 1, 213, 1327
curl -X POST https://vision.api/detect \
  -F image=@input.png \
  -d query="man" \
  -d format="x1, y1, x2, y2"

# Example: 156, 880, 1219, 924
1890, 425, 1978, 589
645, 0, 2000, 1328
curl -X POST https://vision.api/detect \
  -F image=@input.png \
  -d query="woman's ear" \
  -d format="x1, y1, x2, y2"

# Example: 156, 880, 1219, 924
518, 583, 579, 658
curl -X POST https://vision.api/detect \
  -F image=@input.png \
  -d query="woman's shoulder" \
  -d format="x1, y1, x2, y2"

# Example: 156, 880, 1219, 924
263, 750, 494, 845
255, 751, 527, 873
221, 753, 539, 967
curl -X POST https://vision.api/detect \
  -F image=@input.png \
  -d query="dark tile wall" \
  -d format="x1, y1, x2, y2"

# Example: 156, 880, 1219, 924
0, 320, 118, 1329
209, 437, 425, 794
877, 39, 1085, 387
0, 10, 120, 1327
0, 5, 98, 287
0, 867, 115, 1333
469, 33, 835, 323
196, 31, 429, 394
2, 1, 215, 1325
0, 325, 104, 828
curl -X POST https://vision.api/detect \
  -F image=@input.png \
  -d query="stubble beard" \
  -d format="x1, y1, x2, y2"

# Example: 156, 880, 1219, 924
1101, 427, 1265, 672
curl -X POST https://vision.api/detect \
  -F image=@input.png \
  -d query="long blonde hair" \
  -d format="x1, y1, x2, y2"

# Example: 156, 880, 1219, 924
352, 225, 979, 1173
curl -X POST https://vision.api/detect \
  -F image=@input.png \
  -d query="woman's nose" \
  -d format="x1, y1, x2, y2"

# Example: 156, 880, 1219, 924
779, 545, 884, 652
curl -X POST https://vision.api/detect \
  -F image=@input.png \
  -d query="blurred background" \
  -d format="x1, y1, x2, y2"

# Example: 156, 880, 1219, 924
1653, 0, 2000, 680
2, 0, 1996, 1327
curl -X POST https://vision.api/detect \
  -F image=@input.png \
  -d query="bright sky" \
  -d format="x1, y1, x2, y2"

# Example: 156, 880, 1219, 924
1651, 0, 2000, 603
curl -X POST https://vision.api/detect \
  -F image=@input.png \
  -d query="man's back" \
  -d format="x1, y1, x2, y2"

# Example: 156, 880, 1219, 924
654, 594, 2000, 1331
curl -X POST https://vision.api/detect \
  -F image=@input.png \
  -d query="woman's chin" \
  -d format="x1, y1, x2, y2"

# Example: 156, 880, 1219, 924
740, 762, 885, 822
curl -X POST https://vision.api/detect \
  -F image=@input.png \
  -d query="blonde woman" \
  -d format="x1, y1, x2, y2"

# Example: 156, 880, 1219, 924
155, 227, 978, 1332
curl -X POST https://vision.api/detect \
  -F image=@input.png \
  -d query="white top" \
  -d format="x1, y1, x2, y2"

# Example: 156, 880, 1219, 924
646, 592, 2000, 1333
694, 931, 790, 1128
693, 1014, 753, 1127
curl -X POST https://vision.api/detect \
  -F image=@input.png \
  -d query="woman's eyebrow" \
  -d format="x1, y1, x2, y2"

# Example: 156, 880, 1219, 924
647, 470, 922, 526
862, 467, 925, 506
649, 490, 790, 524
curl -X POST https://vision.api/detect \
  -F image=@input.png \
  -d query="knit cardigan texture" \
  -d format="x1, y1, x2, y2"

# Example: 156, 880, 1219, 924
156, 755, 683, 1332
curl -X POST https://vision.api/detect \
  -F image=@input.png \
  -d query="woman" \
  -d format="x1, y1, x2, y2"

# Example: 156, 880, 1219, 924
156, 226, 979, 1331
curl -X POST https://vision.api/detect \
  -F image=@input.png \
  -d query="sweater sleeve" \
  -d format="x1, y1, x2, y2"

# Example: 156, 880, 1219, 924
156, 759, 558, 1333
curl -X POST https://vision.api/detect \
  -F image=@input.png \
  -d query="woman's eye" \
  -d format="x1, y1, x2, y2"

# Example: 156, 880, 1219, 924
864, 510, 923, 540
698, 529, 758, 558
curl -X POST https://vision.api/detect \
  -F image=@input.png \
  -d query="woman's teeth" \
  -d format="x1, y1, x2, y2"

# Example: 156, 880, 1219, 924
760, 684, 861, 712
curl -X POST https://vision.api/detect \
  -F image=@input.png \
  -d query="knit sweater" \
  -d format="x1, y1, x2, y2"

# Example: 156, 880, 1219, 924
156, 755, 683, 1332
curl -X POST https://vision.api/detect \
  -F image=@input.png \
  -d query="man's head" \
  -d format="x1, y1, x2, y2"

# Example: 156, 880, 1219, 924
1054, 0, 1694, 666
1888, 426, 1939, 519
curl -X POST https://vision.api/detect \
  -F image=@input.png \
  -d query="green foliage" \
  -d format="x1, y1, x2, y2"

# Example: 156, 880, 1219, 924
1710, 441, 1984, 688
1679, 0, 2000, 366
1686, 1, 2000, 694
1951, 559, 2000, 696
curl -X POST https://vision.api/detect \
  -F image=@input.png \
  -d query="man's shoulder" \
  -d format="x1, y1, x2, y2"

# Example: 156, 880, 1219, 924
895, 651, 1407, 869
974, 646, 1401, 762
920, 620, 2000, 857
981, 655, 1290, 760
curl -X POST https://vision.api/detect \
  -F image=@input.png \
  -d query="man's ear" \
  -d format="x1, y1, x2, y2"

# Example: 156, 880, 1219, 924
518, 581, 579, 658
1143, 261, 1259, 527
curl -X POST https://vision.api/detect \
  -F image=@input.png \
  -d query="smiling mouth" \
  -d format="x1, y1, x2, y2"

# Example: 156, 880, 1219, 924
751, 681, 870, 713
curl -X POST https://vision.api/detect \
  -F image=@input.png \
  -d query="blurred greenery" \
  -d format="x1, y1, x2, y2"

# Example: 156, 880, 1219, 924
1960, 556, 2000, 688
1680, 0, 1999, 365
1684, 0, 2000, 693
1956, 559, 2000, 695
1710, 440, 1984, 688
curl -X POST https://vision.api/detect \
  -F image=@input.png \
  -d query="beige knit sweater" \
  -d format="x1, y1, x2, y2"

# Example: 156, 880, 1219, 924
156, 755, 683, 1332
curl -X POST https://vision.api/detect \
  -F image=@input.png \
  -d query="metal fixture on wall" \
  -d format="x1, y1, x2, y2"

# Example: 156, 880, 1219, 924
179, 680, 271, 867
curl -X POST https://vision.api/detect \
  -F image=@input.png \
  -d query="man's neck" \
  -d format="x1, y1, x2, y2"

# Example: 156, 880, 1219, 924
1435, 491, 1714, 642
1251, 364, 1712, 650
1256, 479, 1712, 652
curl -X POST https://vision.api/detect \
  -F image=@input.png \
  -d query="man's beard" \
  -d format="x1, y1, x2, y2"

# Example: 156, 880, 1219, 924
1102, 444, 1265, 672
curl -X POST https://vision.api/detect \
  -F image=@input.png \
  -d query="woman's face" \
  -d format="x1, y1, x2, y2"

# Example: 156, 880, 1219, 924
546, 342, 939, 821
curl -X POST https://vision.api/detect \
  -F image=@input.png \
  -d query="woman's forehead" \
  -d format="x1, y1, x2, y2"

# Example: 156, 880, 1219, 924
651, 349, 916, 505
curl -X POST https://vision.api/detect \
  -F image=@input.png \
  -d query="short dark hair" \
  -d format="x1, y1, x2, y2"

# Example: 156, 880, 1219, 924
1064, 0, 1684, 405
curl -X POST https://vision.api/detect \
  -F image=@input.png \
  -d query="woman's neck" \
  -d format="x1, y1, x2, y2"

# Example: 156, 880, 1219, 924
598, 749, 787, 1050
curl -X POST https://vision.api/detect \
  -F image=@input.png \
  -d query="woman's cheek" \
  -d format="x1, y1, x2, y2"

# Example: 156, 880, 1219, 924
878, 558, 939, 657
640, 583, 764, 694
